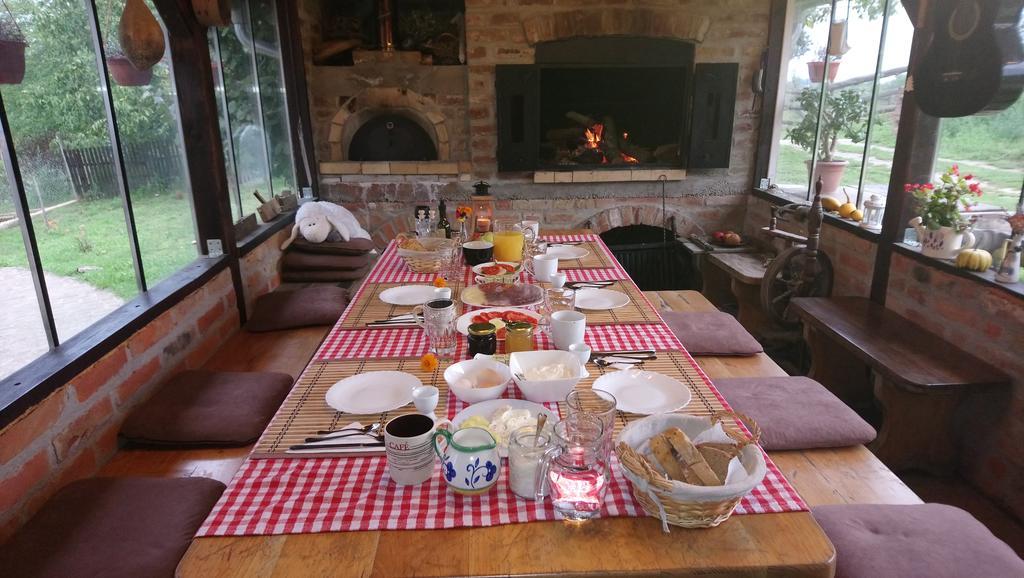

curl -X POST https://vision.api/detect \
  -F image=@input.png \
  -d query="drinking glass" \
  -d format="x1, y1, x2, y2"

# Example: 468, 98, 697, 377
412, 298, 458, 357
565, 389, 618, 464
535, 413, 608, 520
538, 287, 575, 336
492, 219, 534, 262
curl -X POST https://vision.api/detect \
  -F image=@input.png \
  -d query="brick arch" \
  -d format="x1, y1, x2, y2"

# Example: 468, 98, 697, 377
522, 9, 711, 46
327, 87, 451, 161
578, 205, 694, 236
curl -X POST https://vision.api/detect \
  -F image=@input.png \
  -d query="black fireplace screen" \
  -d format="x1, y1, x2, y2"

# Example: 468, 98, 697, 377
539, 67, 686, 167
348, 114, 438, 162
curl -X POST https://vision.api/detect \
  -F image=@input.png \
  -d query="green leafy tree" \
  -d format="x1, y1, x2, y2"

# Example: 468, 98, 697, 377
786, 88, 868, 162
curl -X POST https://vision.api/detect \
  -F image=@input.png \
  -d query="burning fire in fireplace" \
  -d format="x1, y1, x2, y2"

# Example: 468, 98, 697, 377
581, 122, 640, 165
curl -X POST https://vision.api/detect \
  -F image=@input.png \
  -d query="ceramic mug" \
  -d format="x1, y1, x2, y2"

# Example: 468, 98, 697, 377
413, 299, 458, 356
463, 240, 494, 266
385, 413, 437, 486
551, 310, 586, 350
532, 253, 558, 282
434, 425, 502, 495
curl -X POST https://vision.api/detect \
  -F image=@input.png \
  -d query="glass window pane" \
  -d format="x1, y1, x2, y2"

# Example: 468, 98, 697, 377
209, 29, 243, 222
0, 166, 50, 379
1, 0, 135, 342
100, 1, 198, 287
217, 0, 272, 220
250, 0, 297, 195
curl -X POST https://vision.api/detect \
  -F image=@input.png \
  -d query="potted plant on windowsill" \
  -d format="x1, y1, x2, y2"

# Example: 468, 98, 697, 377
0, 14, 27, 85
786, 87, 868, 197
105, 45, 152, 86
907, 165, 982, 260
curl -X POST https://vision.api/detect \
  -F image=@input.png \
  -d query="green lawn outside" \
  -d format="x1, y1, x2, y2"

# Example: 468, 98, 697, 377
0, 192, 198, 299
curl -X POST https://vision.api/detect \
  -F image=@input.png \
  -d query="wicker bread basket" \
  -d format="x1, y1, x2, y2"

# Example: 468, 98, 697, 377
615, 411, 765, 531
395, 234, 455, 274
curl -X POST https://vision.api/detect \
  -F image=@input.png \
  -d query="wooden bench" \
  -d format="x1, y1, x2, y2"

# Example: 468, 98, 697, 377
791, 297, 1011, 475
646, 290, 921, 506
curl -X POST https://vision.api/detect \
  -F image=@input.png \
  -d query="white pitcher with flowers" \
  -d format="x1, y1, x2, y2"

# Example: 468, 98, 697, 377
907, 165, 980, 259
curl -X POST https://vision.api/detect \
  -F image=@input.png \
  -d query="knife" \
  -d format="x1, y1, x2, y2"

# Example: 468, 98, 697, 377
288, 441, 385, 451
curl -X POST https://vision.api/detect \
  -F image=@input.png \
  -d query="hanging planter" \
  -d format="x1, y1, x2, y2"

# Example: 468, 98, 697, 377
806, 60, 840, 83
106, 52, 152, 86
0, 4, 27, 85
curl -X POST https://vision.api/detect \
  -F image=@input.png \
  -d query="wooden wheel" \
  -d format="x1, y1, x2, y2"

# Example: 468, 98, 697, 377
760, 246, 834, 327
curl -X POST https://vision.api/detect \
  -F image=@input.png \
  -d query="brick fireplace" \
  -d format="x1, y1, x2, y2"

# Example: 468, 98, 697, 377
300, 0, 771, 246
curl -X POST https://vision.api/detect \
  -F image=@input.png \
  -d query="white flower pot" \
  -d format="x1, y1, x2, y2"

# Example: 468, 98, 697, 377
909, 217, 976, 259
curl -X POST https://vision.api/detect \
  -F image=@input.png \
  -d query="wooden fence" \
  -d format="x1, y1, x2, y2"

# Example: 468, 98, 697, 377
59, 140, 185, 198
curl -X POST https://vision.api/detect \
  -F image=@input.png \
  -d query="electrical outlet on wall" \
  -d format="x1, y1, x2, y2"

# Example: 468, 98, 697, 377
207, 239, 224, 257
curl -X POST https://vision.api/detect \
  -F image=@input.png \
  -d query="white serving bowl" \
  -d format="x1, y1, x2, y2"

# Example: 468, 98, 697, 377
444, 358, 513, 404
509, 350, 589, 403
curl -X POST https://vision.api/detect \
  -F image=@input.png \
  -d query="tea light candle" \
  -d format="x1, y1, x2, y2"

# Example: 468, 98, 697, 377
476, 217, 491, 233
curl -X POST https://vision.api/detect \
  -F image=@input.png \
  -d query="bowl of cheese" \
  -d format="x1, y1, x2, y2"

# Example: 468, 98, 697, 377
509, 350, 588, 403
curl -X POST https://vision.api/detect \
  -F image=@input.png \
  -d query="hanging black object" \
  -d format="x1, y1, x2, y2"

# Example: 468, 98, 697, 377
472, 181, 491, 195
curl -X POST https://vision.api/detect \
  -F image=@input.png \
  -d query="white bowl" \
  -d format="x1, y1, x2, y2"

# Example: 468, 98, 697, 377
444, 358, 512, 404
509, 350, 589, 403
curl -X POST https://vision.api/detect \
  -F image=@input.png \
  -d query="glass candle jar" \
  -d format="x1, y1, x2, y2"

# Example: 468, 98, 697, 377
467, 322, 498, 357
508, 426, 551, 499
505, 322, 535, 353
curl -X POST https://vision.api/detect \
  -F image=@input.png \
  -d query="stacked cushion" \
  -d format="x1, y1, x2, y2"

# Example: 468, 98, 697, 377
246, 285, 349, 332
713, 376, 875, 450
120, 370, 293, 446
283, 238, 374, 283
662, 311, 763, 356
0, 477, 225, 578
813, 503, 1024, 578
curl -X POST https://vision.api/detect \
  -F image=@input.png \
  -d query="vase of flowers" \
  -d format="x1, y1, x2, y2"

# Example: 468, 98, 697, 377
907, 165, 981, 259
455, 205, 472, 240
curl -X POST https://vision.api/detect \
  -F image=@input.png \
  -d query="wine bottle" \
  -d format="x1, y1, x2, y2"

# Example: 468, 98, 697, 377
436, 199, 452, 239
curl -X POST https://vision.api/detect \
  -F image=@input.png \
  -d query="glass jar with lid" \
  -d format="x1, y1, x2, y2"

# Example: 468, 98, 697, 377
505, 322, 535, 353
467, 322, 497, 357
508, 426, 551, 500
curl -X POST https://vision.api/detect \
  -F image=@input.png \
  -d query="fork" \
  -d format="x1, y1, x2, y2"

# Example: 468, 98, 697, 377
314, 422, 382, 438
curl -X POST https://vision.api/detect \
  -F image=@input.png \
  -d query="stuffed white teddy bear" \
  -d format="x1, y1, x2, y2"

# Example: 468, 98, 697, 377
281, 201, 371, 250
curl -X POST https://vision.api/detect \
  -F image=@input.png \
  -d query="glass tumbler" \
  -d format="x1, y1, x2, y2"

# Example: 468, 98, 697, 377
565, 389, 618, 465
412, 298, 458, 357
535, 414, 608, 521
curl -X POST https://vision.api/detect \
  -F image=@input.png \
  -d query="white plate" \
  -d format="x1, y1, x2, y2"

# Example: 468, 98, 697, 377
593, 369, 692, 415
451, 398, 556, 457
546, 245, 590, 260
460, 283, 545, 308
575, 288, 630, 310
325, 371, 420, 414
455, 307, 541, 340
379, 285, 438, 306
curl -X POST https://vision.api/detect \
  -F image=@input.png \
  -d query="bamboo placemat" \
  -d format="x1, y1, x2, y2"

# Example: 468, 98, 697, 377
555, 241, 619, 270
559, 350, 736, 439
575, 280, 661, 325
252, 358, 446, 458
338, 279, 466, 329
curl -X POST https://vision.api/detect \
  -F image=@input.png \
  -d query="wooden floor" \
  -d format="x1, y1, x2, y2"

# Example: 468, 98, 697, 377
100, 291, 921, 510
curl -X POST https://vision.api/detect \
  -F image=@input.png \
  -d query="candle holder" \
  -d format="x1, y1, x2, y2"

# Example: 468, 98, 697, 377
472, 181, 494, 234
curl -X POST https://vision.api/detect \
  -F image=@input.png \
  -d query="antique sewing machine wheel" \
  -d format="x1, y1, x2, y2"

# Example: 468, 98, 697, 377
761, 246, 834, 327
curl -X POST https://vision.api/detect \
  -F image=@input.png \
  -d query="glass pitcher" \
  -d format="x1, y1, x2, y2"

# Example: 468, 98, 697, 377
534, 414, 609, 520
492, 219, 535, 263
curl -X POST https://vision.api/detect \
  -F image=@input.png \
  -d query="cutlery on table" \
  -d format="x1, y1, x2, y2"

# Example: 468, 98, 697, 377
366, 315, 422, 326
309, 422, 383, 442
567, 281, 614, 289
288, 441, 385, 451
593, 356, 654, 367
548, 241, 583, 246
591, 350, 656, 359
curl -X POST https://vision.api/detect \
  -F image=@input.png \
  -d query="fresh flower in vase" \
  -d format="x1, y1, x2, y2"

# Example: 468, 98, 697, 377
455, 205, 473, 239
907, 165, 982, 259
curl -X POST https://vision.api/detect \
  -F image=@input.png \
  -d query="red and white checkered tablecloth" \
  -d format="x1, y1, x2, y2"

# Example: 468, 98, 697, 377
196, 233, 808, 537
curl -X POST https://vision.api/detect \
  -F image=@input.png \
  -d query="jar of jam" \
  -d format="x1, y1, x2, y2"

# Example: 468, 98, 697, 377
467, 323, 497, 356
505, 322, 535, 353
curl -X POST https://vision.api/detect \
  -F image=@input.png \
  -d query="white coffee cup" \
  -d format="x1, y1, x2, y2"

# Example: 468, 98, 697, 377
550, 272, 567, 289
551, 310, 586, 350
568, 342, 592, 365
413, 385, 439, 420
384, 413, 437, 485
433, 287, 452, 300
522, 220, 540, 237
532, 253, 558, 282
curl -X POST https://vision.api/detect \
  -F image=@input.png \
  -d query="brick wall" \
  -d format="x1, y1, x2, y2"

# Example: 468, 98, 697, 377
240, 228, 288, 313
0, 233, 285, 540
303, 0, 772, 241
887, 253, 1024, 519
743, 196, 877, 297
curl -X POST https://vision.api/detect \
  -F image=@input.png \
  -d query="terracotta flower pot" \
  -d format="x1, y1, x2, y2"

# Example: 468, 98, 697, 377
0, 38, 27, 85
806, 159, 848, 196
106, 55, 153, 86
807, 60, 840, 83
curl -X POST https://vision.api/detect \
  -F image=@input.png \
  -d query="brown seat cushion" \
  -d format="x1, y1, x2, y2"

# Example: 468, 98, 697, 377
282, 251, 371, 272
120, 370, 293, 446
662, 311, 763, 355
291, 237, 374, 255
0, 477, 225, 578
813, 504, 1024, 578
246, 285, 349, 332
281, 265, 371, 283
714, 376, 875, 450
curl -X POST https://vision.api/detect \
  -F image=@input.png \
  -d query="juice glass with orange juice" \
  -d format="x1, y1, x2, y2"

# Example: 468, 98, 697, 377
492, 219, 528, 262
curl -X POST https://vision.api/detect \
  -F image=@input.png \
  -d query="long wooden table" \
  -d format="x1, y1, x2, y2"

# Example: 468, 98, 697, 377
175, 233, 843, 577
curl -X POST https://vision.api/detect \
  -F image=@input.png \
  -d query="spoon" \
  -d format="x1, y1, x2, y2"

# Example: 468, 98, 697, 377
534, 413, 548, 446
